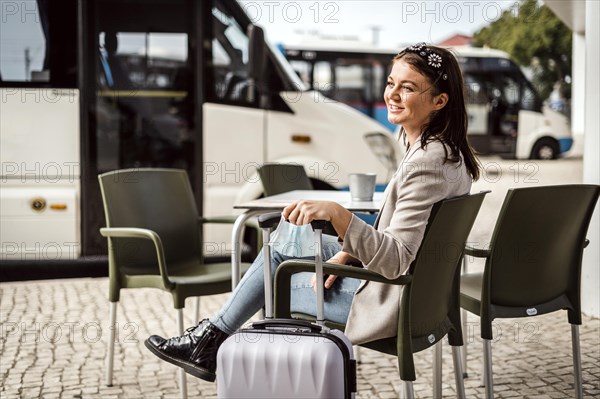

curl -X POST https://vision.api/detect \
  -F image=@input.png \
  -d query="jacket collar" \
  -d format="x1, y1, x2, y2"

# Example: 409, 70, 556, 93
372, 136, 424, 229
401, 135, 424, 166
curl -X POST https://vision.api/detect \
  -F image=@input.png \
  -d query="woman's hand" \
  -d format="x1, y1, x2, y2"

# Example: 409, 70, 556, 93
311, 251, 354, 292
282, 200, 353, 239
282, 200, 337, 225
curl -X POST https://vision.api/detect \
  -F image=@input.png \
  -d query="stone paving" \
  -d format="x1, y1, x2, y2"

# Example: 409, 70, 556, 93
1, 277, 599, 398
2, 156, 598, 398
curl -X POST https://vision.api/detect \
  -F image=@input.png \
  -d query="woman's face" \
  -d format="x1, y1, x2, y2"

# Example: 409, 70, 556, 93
384, 59, 444, 136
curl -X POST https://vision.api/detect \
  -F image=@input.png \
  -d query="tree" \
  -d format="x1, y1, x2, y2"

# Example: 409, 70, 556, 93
474, 0, 572, 101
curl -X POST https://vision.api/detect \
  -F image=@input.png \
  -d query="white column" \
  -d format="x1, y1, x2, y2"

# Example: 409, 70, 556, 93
582, 0, 600, 318
570, 33, 585, 156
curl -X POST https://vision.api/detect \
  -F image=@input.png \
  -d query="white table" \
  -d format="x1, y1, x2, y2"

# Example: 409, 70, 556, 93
230, 190, 384, 289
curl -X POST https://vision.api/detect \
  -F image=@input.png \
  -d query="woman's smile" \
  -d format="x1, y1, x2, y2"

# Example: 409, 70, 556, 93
388, 104, 403, 113
384, 60, 442, 144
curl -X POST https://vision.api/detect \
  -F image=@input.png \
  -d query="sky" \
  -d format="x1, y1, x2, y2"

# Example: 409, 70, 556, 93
239, 0, 516, 49
0, 0, 518, 80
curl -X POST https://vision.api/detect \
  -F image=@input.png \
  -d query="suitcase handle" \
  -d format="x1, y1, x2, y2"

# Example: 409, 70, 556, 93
258, 214, 329, 231
310, 220, 328, 230
251, 319, 324, 333
258, 212, 282, 229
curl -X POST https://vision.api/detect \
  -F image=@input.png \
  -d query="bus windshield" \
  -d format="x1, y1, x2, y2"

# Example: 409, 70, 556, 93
460, 56, 542, 112
267, 41, 307, 91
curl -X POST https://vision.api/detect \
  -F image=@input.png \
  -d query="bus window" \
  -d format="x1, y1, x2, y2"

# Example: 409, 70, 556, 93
498, 75, 521, 106
464, 74, 489, 136
95, 0, 193, 173
371, 63, 385, 101
313, 61, 334, 94
0, 0, 76, 87
289, 60, 311, 85
0, 3, 46, 82
333, 64, 366, 105
211, 5, 253, 104
464, 76, 488, 105
521, 81, 540, 111
99, 32, 187, 89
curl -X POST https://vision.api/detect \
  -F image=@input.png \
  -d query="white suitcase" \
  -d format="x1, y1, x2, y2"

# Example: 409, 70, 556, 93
217, 214, 357, 398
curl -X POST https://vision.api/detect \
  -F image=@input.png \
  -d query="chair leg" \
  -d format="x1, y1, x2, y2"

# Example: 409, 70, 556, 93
483, 339, 494, 399
194, 297, 201, 324
403, 381, 415, 399
177, 309, 188, 399
462, 308, 468, 378
105, 301, 117, 387
452, 345, 467, 399
433, 340, 442, 399
571, 324, 583, 399
461, 255, 469, 378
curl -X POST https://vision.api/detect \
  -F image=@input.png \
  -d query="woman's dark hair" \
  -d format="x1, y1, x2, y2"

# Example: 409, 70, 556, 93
394, 43, 481, 181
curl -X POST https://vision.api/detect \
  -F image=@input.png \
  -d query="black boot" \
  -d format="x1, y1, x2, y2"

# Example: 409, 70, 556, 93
144, 319, 229, 382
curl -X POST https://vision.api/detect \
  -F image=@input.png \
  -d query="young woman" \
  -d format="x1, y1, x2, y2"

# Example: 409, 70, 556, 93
145, 43, 481, 382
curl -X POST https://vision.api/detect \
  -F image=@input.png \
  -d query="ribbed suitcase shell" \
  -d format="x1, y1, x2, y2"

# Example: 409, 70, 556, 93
217, 324, 355, 398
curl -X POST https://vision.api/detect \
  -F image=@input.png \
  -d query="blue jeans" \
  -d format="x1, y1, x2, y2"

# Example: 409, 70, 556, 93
210, 241, 361, 335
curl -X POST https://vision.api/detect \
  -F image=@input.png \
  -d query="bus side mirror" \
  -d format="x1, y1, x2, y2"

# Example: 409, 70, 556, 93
247, 24, 267, 103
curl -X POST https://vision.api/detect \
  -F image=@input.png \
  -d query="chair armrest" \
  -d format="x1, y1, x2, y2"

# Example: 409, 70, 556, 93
99, 227, 173, 289
464, 245, 490, 258
274, 259, 412, 318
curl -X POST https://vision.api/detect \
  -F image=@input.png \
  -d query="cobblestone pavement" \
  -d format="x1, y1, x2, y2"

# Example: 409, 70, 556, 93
2, 156, 598, 398
1, 277, 599, 398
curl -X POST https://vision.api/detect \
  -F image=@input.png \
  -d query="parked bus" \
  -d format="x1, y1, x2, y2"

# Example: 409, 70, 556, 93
0, 0, 393, 266
282, 42, 572, 160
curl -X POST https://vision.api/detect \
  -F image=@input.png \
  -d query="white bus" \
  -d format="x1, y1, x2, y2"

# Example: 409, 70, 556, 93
282, 42, 572, 160
0, 0, 392, 270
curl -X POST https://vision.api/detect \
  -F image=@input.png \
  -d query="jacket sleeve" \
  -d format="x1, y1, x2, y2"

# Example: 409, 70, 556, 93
341, 156, 455, 280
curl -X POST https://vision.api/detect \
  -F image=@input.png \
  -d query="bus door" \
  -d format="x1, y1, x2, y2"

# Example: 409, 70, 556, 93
83, 0, 198, 255
464, 74, 491, 152
486, 74, 520, 155
464, 72, 519, 156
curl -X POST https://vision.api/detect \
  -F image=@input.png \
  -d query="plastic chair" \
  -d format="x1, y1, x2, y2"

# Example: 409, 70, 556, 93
98, 168, 251, 398
257, 163, 313, 196
460, 184, 600, 399
272, 191, 489, 399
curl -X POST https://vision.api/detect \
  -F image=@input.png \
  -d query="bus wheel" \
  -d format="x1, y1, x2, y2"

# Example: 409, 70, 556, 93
531, 138, 559, 160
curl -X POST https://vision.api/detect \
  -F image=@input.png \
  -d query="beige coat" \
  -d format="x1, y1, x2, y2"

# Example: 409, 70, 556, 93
342, 139, 472, 344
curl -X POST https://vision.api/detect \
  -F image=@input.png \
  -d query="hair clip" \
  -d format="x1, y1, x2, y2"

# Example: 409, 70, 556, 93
402, 42, 446, 74
405, 43, 442, 69
428, 53, 442, 69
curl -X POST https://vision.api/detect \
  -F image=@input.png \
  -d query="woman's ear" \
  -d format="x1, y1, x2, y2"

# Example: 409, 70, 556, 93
433, 93, 449, 110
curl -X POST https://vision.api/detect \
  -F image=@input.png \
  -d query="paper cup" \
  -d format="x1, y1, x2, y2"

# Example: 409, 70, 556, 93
348, 173, 376, 201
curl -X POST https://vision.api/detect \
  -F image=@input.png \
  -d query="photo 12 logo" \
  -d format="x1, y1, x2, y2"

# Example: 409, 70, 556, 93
0, 321, 140, 344
240, 1, 340, 24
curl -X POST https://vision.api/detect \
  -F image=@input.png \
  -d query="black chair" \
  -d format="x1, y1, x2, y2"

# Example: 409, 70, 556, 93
98, 168, 251, 397
460, 184, 600, 399
272, 191, 489, 398
257, 163, 313, 196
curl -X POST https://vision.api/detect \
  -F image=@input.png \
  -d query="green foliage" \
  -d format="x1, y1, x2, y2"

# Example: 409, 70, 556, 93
473, 0, 572, 101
